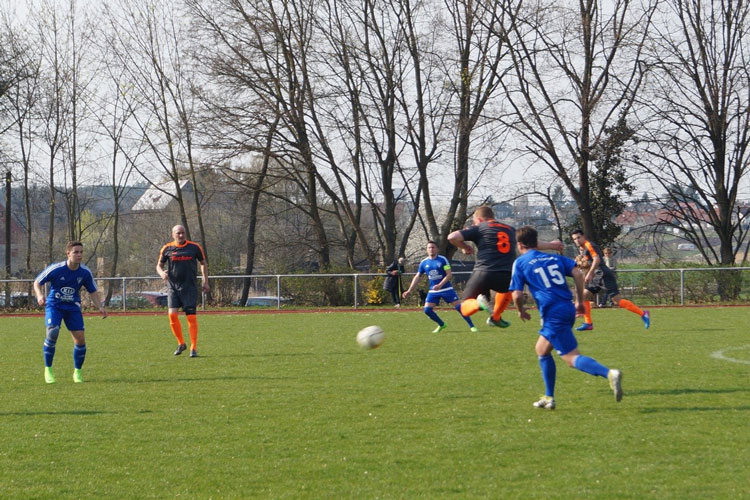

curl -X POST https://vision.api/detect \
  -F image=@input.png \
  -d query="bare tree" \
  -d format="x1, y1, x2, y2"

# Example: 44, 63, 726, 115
491, 0, 656, 242
103, 0, 208, 257
637, 0, 750, 275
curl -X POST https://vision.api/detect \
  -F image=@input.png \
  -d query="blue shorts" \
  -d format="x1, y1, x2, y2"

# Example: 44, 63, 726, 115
539, 302, 578, 356
46, 305, 85, 332
425, 287, 460, 305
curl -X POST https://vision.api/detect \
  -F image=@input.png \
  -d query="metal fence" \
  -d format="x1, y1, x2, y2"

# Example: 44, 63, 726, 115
2, 267, 749, 311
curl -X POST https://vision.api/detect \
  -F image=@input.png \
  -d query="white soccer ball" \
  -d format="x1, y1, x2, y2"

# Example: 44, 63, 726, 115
356, 325, 385, 349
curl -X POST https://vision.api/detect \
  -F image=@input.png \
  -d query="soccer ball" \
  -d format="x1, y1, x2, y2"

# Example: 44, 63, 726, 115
356, 325, 385, 349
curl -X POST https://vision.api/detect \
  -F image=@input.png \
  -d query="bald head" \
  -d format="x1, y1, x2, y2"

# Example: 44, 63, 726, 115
172, 225, 187, 244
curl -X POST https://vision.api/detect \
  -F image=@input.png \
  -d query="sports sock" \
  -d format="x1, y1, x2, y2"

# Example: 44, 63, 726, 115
583, 300, 592, 324
73, 343, 87, 369
573, 355, 609, 378
44, 325, 60, 367
424, 307, 444, 326
493, 292, 512, 321
187, 314, 198, 351
169, 312, 185, 345
618, 299, 644, 317
460, 298, 480, 317
455, 305, 475, 327
539, 354, 556, 397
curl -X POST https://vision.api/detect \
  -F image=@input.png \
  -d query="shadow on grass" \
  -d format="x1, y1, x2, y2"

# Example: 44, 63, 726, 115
0, 410, 111, 416
639, 406, 750, 413
629, 387, 747, 396
98, 375, 297, 384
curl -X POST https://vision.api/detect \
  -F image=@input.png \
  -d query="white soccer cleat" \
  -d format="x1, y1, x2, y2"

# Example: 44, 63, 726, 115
532, 395, 556, 410
608, 369, 623, 402
476, 294, 490, 312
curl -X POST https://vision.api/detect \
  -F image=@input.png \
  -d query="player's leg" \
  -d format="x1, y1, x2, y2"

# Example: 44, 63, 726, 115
576, 289, 594, 330
181, 287, 200, 357
167, 288, 187, 354
43, 308, 62, 384
423, 293, 446, 332
610, 279, 650, 329
185, 310, 199, 357
559, 349, 622, 402
449, 299, 477, 332
533, 336, 556, 409
459, 272, 490, 317
65, 310, 87, 383
490, 292, 512, 325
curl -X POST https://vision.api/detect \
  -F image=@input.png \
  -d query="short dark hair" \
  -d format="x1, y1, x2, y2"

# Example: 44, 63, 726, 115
66, 241, 83, 252
516, 226, 538, 248
426, 240, 438, 247
570, 229, 584, 237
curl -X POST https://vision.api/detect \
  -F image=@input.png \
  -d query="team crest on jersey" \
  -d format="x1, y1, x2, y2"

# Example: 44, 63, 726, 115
77, 277, 83, 284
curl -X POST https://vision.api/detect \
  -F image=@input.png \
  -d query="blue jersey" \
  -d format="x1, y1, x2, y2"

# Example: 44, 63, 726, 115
509, 250, 576, 319
418, 255, 454, 290
36, 261, 98, 310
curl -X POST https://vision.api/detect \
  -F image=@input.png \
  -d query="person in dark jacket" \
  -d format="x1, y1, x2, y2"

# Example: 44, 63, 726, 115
383, 257, 405, 307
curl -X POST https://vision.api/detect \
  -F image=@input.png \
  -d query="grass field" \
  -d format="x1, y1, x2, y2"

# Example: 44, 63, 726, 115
1, 306, 749, 499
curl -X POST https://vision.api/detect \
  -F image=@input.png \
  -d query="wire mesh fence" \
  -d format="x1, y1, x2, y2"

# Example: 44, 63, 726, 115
2, 267, 749, 312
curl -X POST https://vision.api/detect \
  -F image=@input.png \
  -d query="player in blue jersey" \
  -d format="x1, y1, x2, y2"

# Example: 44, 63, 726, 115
402, 241, 478, 333
509, 226, 622, 409
33, 241, 107, 384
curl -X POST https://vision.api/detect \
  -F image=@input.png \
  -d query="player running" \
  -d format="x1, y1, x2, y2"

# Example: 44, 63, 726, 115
570, 229, 650, 331
510, 226, 623, 409
402, 241, 478, 333
157, 225, 210, 357
34, 241, 107, 384
448, 206, 563, 329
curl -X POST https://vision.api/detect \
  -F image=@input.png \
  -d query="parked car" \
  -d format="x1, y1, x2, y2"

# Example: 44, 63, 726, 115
139, 291, 169, 307
232, 296, 289, 307
0, 292, 33, 307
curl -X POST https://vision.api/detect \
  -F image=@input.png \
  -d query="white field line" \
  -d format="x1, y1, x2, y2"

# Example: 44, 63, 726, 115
711, 345, 750, 365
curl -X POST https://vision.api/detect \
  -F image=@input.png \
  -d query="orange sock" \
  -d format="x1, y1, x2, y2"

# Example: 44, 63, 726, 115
169, 312, 185, 345
583, 301, 592, 324
460, 298, 480, 317
618, 299, 644, 317
187, 314, 198, 351
493, 292, 512, 321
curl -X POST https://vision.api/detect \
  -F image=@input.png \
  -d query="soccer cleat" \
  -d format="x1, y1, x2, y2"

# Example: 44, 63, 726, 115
532, 395, 556, 410
432, 324, 447, 333
487, 316, 511, 328
73, 368, 83, 383
576, 323, 594, 331
476, 294, 490, 312
642, 310, 650, 329
190, 350, 199, 358
44, 366, 56, 384
174, 343, 187, 356
608, 369, 623, 402
470, 326, 479, 333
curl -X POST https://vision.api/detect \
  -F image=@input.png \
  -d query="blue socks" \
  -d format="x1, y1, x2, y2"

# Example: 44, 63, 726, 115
73, 344, 87, 369
573, 355, 609, 378
454, 305, 475, 327
424, 307, 444, 326
539, 354, 556, 397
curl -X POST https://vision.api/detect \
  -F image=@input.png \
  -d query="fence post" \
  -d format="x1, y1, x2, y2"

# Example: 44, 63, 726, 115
122, 277, 127, 311
680, 269, 685, 306
277, 275, 281, 310
354, 274, 359, 309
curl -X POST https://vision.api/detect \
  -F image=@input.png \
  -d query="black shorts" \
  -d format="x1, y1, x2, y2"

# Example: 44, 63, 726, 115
167, 286, 198, 314
586, 271, 619, 296
462, 270, 512, 299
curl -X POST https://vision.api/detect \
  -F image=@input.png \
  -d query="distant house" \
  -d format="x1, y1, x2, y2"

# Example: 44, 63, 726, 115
131, 180, 193, 212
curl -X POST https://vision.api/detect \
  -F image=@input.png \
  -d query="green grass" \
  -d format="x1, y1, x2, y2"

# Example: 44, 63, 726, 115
1, 307, 749, 499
